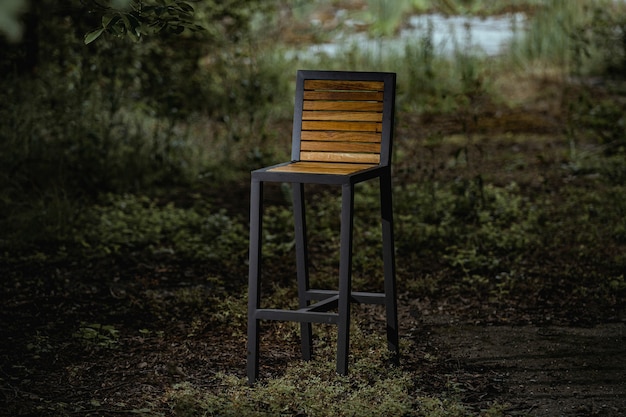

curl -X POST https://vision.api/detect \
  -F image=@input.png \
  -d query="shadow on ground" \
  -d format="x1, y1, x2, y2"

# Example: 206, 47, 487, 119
426, 322, 626, 416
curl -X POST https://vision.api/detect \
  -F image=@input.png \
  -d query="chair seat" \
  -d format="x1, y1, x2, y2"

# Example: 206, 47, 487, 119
268, 161, 378, 175
253, 161, 385, 185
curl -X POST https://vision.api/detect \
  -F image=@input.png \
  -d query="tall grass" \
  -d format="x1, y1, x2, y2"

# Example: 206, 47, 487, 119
505, 0, 621, 73
364, 0, 411, 37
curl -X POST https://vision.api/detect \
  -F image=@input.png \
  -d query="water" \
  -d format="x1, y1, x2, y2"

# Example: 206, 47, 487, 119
298, 13, 526, 59
402, 13, 526, 55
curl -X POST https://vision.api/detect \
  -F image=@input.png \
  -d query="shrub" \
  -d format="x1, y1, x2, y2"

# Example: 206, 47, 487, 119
76, 193, 248, 274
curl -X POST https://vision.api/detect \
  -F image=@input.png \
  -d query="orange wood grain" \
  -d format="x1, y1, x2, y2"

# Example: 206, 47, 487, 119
300, 131, 381, 142
300, 151, 381, 164
300, 141, 380, 153
268, 161, 378, 174
302, 111, 383, 122
304, 80, 384, 91
301, 121, 382, 132
303, 101, 384, 111
303, 91, 384, 101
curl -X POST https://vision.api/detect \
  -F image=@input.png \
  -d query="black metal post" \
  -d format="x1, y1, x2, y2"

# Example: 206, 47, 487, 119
293, 182, 313, 360
336, 183, 354, 375
380, 171, 400, 360
247, 179, 263, 384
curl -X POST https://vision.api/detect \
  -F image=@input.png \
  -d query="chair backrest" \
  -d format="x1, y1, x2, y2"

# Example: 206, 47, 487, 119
291, 70, 396, 167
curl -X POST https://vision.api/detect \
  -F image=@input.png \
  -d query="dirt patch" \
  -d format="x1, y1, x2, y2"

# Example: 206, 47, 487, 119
425, 322, 626, 416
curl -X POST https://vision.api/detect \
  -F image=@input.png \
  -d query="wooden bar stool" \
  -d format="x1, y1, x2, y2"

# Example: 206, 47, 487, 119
247, 70, 399, 384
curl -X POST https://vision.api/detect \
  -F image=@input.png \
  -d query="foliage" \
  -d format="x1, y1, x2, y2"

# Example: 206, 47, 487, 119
567, 90, 626, 154
568, 1, 626, 77
0, 0, 289, 257
0, 0, 27, 42
164, 321, 502, 417
76, 193, 248, 271
505, 0, 626, 76
84, 0, 202, 44
562, 2, 626, 153
507, 0, 589, 68
162, 317, 508, 416
73, 323, 120, 349
362, 0, 411, 37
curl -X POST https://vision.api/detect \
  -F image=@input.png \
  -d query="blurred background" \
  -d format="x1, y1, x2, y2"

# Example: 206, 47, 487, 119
1, 1, 625, 415
0, 0, 626, 416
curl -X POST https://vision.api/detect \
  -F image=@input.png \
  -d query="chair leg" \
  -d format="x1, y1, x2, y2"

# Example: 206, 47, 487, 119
336, 183, 354, 376
293, 183, 312, 361
381, 172, 400, 360
247, 179, 263, 384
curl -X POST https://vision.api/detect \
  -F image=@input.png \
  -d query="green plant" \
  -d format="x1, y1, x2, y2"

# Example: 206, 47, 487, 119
73, 323, 120, 349
26, 332, 54, 359
507, 0, 597, 69
84, 0, 203, 44
401, 19, 442, 111
166, 324, 415, 417
76, 194, 248, 269
569, 2, 626, 76
0, 0, 291, 259
165, 316, 507, 416
363, 0, 410, 38
209, 293, 248, 337
0, 0, 28, 42
566, 90, 626, 155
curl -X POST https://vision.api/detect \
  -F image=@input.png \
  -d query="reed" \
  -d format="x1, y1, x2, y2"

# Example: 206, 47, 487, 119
365, 0, 410, 37
506, 0, 601, 70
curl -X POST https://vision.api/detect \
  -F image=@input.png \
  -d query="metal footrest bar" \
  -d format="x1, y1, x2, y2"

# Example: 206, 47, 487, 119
306, 289, 387, 305
307, 295, 339, 312
255, 308, 339, 324
254, 289, 388, 326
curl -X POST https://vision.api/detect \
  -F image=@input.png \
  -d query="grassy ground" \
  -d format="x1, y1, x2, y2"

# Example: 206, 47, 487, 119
2, 71, 625, 415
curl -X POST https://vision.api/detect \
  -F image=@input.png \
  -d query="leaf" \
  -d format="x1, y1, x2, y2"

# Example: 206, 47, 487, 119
178, 2, 194, 13
170, 25, 185, 34
84, 27, 105, 44
102, 13, 120, 29
121, 13, 142, 41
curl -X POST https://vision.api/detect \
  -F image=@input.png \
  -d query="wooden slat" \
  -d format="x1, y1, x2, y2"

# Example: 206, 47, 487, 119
294, 75, 391, 167
268, 161, 377, 175
301, 131, 381, 143
302, 111, 382, 122
300, 151, 381, 164
304, 91, 384, 101
280, 161, 377, 170
300, 141, 380, 153
302, 121, 382, 132
304, 80, 385, 91
303, 101, 384, 111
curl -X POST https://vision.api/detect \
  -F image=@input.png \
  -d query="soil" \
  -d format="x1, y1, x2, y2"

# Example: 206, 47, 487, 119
420, 320, 626, 416
1, 256, 624, 416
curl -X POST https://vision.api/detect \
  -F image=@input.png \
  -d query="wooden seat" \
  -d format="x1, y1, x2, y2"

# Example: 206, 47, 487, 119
247, 70, 399, 383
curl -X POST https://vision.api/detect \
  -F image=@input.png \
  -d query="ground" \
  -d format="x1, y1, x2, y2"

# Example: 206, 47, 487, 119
1, 238, 625, 416
420, 319, 626, 416
1, 77, 626, 416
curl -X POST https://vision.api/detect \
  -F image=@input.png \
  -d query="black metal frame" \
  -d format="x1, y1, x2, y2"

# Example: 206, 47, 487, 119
247, 70, 398, 384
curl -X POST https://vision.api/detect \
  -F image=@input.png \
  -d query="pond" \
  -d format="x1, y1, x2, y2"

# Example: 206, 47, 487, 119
298, 13, 526, 59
